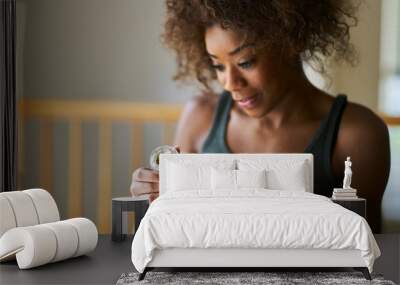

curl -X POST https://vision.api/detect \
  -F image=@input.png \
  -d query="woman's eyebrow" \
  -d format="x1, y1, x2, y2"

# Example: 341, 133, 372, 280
207, 43, 255, 59
228, 43, 255, 55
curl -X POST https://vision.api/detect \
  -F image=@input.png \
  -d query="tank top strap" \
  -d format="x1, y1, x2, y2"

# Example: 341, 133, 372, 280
201, 91, 232, 153
305, 94, 348, 152
323, 94, 348, 159
307, 94, 347, 195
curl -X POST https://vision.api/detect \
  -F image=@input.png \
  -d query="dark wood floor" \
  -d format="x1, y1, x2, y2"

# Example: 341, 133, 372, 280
0, 234, 398, 285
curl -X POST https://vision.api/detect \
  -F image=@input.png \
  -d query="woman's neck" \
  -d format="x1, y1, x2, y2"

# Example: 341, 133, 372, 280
252, 66, 321, 129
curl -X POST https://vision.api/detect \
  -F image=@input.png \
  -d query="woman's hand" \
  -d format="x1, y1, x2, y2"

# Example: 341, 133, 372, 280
130, 167, 160, 202
130, 146, 180, 203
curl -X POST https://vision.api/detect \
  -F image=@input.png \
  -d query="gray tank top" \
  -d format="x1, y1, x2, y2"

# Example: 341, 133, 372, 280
201, 91, 348, 197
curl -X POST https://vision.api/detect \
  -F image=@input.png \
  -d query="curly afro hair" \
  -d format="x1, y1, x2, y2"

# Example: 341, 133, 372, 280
162, 0, 359, 90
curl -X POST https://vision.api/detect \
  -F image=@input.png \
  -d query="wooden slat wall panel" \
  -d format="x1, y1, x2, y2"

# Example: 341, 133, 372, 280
39, 119, 52, 193
383, 116, 400, 126
21, 99, 182, 121
163, 122, 175, 146
132, 123, 144, 171
68, 119, 82, 218
19, 99, 184, 233
98, 120, 112, 234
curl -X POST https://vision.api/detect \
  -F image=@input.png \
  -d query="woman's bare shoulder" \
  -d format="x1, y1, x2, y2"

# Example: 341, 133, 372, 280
173, 92, 219, 152
333, 100, 390, 187
339, 101, 389, 146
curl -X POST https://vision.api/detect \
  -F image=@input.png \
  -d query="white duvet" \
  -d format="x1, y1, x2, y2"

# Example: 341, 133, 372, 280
131, 190, 380, 273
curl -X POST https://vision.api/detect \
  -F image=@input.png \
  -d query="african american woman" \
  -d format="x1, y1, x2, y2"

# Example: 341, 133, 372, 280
130, 0, 390, 233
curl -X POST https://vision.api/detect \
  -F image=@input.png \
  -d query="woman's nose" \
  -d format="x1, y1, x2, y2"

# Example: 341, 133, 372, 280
223, 67, 246, 92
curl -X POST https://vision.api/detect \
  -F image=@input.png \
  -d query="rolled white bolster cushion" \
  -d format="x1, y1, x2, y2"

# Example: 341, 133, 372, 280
0, 191, 39, 227
63, 218, 98, 257
0, 218, 98, 269
0, 196, 17, 237
42, 221, 79, 262
23, 189, 60, 224
0, 226, 57, 269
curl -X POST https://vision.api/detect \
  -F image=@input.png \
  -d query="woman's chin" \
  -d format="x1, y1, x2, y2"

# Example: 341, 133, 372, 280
240, 107, 265, 118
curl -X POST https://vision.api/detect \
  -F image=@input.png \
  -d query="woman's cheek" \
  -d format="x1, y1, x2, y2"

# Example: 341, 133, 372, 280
216, 72, 225, 86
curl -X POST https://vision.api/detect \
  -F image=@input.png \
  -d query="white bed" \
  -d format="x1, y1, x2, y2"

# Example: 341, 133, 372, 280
131, 154, 380, 280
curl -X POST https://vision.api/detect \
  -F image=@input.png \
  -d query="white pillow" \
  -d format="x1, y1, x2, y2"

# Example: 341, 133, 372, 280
166, 161, 211, 191
266, 162, 307, 191
211, 169, 267, 190
236, 169, 267, 188
211, 168, 236, 190
164, 158, 236, 193
238, 159, 309, 192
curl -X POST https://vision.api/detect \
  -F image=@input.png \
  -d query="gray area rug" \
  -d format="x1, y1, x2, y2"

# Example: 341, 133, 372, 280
116, 271, 396, 285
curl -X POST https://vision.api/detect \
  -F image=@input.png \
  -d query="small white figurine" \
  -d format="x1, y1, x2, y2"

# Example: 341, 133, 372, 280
343, 156, 353, 189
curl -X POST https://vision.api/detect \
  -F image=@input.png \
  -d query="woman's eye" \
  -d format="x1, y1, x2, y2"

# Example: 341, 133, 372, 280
239, 59, 255, 69
211, 63, 225, 72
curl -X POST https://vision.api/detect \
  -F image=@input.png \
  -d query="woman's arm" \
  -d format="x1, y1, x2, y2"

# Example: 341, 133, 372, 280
173, 93, 217, 153
333, 102, 391, 233
130, 93, 216, 200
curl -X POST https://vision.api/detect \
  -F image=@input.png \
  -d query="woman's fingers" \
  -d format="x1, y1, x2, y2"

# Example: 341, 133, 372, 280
130, 146, 179, 199
149, 193, 159, 203
130, 181, 159, 196
132, 167, 159, 183
174, 145, 181, 153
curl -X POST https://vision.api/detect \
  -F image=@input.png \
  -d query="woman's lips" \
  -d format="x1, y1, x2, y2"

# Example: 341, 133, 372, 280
237, 94, 259, 109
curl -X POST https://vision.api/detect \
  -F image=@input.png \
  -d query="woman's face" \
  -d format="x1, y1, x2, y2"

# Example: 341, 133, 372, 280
205, 25, 296, 118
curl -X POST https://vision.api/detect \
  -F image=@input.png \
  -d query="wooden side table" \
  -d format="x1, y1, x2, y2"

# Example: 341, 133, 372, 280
112, 196, 149, 242
331, 198, 366, 218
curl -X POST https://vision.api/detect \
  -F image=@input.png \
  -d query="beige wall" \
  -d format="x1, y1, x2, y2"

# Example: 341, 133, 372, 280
331, 0, 382, 111
17, 0, 197, 103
